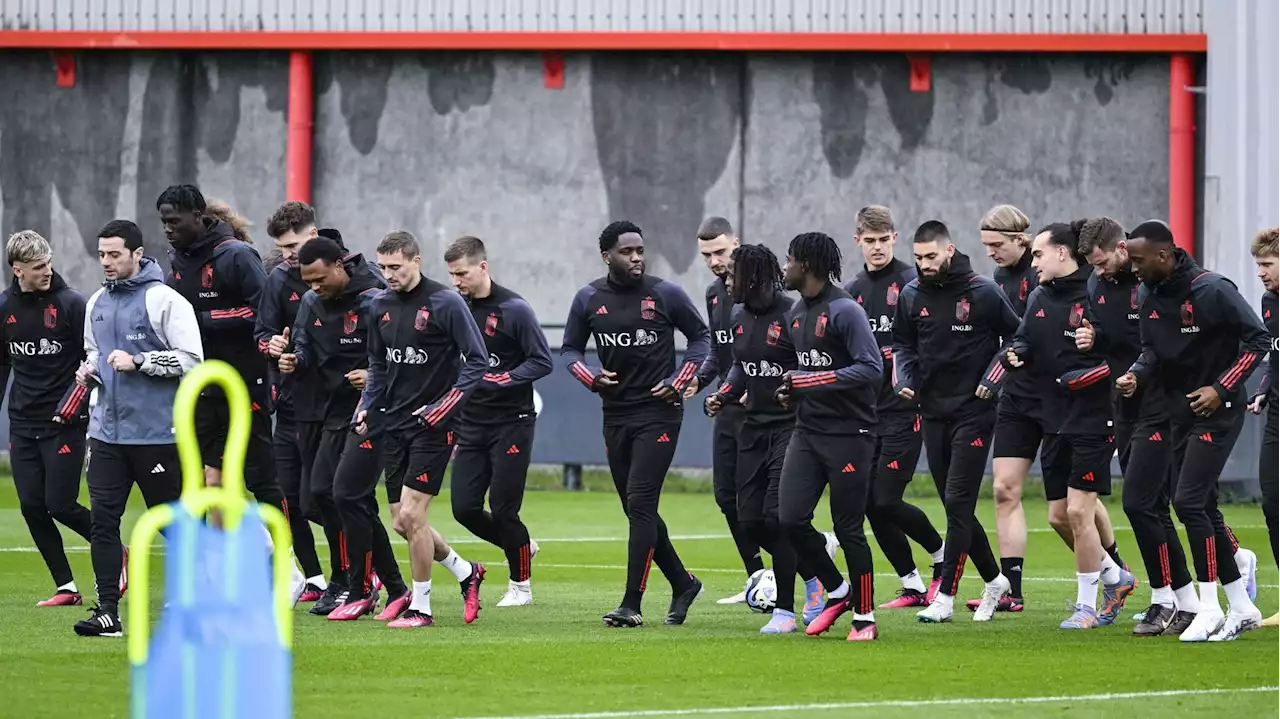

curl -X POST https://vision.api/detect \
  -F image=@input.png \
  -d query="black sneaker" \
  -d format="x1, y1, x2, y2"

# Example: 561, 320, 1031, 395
665, 574, 704, 625
1134, 604, 1175, 636
603, 606, 644, 628
309, 584, 346, 616
74, 605, 122, 637
1160, 610, 1196, 636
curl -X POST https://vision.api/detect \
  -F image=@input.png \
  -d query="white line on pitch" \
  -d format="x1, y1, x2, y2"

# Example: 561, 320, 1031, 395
453, 686, 1279, 719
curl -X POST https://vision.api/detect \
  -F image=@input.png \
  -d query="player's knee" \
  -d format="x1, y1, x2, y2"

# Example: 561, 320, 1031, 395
742, 518, 769, 545
1065, 500, 1093, 529
18, 501, 47, 520
1047, 503, 1070, 534
1170, 493, 1201, 524
993, 476, 1021, 507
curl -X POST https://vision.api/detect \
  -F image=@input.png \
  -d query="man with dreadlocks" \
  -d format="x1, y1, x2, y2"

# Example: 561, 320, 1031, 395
705, 243, 826, 633
562, 221, 711, 628
893, 221, 1019, 625
772, 232, 883, 642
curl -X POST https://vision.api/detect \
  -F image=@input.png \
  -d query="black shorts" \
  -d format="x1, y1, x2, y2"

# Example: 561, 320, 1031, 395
194, 393, 273, 472
993, 392, 1044, 460
1042, 433, 1115, 500
384, 426, 455, 497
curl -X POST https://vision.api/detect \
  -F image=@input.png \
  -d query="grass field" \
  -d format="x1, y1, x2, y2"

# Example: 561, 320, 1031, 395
1, 471, 1277, 719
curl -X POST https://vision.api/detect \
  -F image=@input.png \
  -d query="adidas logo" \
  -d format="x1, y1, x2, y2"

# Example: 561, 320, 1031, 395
506, 445, 521, 455
595, 306, 608, 315
656, 433, 671, 443
150, 464, 165, 474
919, 307, 930, 317
288, 292, 299, 301
1082, 472, 1095, 482
1149, 310, 1160, 319
57, 445, 71, 455
251, 402, 262, 412
1097, 295, 1106, 304
415, 472, 429, 483
1148, 431, 1163, 442
970, 437, 984, 448
4, 315, 14, 324
1199, 432, 1213, 443
886, 460, 899, 470
380, 312, 391, 322
359, 440, 373, 449
314, 318, 322, 326
1008, 564, 1021, 572
841, 463, 856, 473
1035, 309, 1045, 317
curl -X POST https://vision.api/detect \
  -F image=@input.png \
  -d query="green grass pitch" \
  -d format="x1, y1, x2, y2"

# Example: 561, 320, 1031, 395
0, 473, 1276, 718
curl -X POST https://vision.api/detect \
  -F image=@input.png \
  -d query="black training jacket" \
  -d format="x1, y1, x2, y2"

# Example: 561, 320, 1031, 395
1006, 265, 1112, 435
167, 218, 269, 400
993, 249, 1042, 405
1253, 291, 1277, 408
844, 257, 917, 415
0, 272, 88, 435
892, 251, 1020, 420
561, 274, 711, 423
1087, 267, 1167, 423
695, 276, 734, 390
255, 261, 317, 419
714, 292, 796, 429
363, 276, 488, 433
288, 254, 385, 430
1130, 249, 1271, 422
784, 282, 882, 436
458, 282, 553, 431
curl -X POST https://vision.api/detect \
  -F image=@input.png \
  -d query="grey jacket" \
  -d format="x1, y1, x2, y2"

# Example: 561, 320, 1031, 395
78, 258, 204, 445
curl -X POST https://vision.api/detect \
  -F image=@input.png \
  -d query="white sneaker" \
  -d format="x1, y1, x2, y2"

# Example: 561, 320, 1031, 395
823, 532, 839, 561
496, 581, 533, 607
530, 539, 540, 560
973, 574, 1011, 622
289, 563, 307, 607
717, 590, 748, 605
1235, 547, 1258, 601
917, 596, 953, 623
1208, 608, 1262, 642
1179, 609, 1226, 642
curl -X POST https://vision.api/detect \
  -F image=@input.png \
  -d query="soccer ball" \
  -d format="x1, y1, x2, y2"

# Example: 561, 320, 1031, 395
744, 568, 777, 614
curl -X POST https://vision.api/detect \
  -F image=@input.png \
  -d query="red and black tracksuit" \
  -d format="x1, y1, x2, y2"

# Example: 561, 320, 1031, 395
1255, 290, 1278, 564
892, 251, 1021, 597
845, 259, 944, 581
562, 274, 710, 612
0, 272, 93, 589
1130, 249, 1272, 586
992, 251, 1047, 460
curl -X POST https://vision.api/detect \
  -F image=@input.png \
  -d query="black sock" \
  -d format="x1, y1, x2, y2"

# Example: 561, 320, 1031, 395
1105, 542, 1126, 570
1001, 557, 1024, 598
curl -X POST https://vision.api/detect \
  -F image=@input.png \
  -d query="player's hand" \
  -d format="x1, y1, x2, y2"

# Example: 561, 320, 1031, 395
682, 376, 700, 400
411, 404, 435, 426
1116, 372, 1138, 397
1005, 348, 1024, 368
975, 384, 994, 400
278, 353, 297, 374
897, 386, 915, 401
1248, 396, 1265, 415
75, 361, 97, 387
107, 350, 137, 373
353, 409, 369, 436
650, 382, 679, 404
739, 391, 749, 405
775, 373, 794, 409
269, 327, 290, 357
1075, 318, 1095, 351
592, 369, 619, 391
1187, 385, 1222, 417
704, 393, 723, 417
345, 369, 368, 389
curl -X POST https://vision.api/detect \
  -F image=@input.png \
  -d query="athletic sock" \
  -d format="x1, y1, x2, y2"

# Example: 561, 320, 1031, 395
1197, 581, 1223, 615
1104, 541, 1126, 569
1000, 557, 1024, 597
1076, 571, 1100, 611
440, 549, 472, 582
57, 581, 78, 594
852, 611, 875, 623
1222, 578, 1256, 613
306, 575, 328, 590
1099, 552, 1121, 585
901, 570, 926, 594
1151, 585, 1175, 609
1173, 582, 1202, 613
930, 545, 945, 565
409, 580, 432, 614
827, 581, 850, 600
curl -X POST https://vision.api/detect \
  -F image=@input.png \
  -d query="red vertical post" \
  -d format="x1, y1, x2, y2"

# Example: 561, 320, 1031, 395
286, 51, 314, 204
1168, 54, 1196, 255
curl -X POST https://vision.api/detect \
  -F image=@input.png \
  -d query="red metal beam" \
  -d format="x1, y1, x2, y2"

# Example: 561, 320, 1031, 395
286, 51, 313, 204
1168, 54, 1197, 255
0, 31, 1207, 53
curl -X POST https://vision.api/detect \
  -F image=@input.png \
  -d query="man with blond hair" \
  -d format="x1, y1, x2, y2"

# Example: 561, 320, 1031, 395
1247, 227, 1278, 627
0, 230, 94, 608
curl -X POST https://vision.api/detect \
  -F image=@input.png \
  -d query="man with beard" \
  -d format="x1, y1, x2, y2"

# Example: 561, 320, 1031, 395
562, 221, 710, 628
843, 206, 946, 607
688, 216, 764, 604
893, 221, 1017, 625
1120, 220, 1269, 641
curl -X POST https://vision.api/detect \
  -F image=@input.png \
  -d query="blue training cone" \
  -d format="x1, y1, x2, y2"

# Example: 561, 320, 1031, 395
127, 361, 293, 719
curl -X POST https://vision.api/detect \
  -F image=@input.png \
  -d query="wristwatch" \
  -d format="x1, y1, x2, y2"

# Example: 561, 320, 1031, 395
132, 353, 145, 369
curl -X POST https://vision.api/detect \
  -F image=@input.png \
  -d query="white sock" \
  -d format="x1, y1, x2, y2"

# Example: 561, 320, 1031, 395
440, 549, 472, 582
305, 575, 328, 590
57, 581, 78, 593
1222, 578, 1257, 613
901, 570, 926, 593
1076, 571, 1100, 611
930, 546, 945, 565
933, 593, 955, 612
1173, 583, 1201, 613
1099, 552, 1121, 585
1197, 581, 1223, 615
985, 575, 1006, 592
827, 581, 850, 600
852, 611, 875, 623
510, 579, 531, 590
409, 580, 432, 614
1151, 585, 1175, 609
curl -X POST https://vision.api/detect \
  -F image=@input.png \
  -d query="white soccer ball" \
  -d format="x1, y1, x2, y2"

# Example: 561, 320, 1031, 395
744, 568, 777, 614
533, 388, 543, 415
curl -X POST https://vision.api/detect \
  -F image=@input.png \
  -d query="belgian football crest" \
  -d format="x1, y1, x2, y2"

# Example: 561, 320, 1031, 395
955, 297, 971, 322
43, 304, 57, 329
766, 321, 781, 345
1068, 303, 1084, 328
886, 282, 900, 306
815, 312, 828, 338
1181, 300, 1194, 326
1019, 277, 1029, 301
485, 313, 498, 337
415, 307, 431, 331
343, 311, 358, 334
1130, 286, 1140, 310
201, 264, 214, 289
640, 296, 656, 321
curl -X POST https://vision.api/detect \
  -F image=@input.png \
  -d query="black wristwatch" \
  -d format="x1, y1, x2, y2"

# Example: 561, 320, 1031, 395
132, 353, 145, 369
